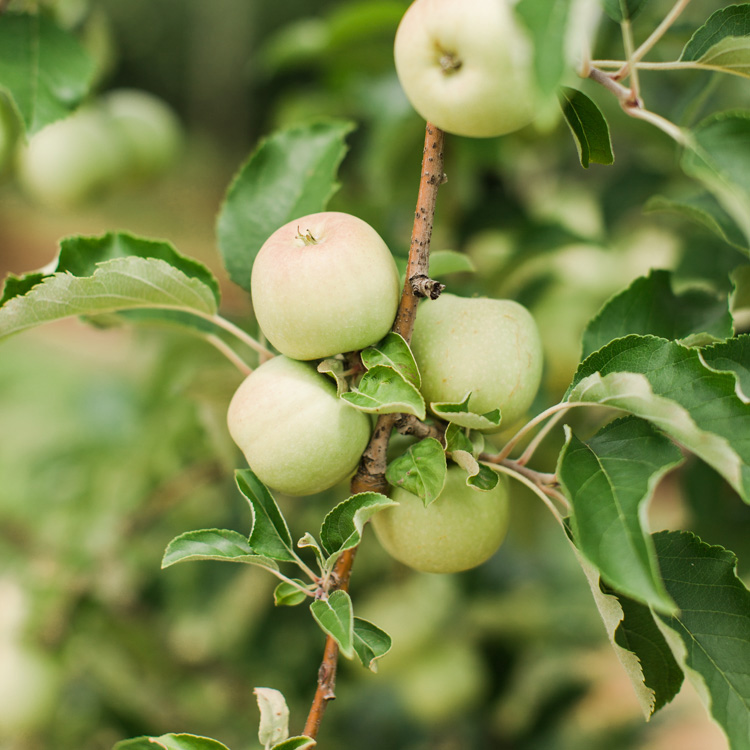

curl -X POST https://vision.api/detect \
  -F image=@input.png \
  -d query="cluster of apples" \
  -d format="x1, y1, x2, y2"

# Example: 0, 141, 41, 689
228, 0, 545, 574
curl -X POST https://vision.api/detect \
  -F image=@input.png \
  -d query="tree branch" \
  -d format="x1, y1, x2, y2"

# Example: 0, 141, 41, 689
302, 122, 446, 740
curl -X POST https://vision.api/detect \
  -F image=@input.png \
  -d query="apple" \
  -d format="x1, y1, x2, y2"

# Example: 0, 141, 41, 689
227, 355, 372, 496
393, 0, 537, 138
99, 88, 182, 181
251, 212, 401, 360
409, 293, 543, 430
372, 467, 510, 573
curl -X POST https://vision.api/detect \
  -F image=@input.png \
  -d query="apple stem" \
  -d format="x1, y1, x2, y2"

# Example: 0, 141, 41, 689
296, 227, 319, 245
301, 122, 447, 740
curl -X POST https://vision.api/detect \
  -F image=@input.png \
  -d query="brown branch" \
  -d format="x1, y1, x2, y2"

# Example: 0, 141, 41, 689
394, 413, 445, 441
301, 122, 446, 741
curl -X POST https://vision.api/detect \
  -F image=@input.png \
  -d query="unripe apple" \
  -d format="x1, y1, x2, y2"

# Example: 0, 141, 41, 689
227, 355, 371, 496
394, 0, 537, 138
372, 467, 510, 573
251, 212, 401, 360
410, 293, 543, 430
99, 88, 182, 181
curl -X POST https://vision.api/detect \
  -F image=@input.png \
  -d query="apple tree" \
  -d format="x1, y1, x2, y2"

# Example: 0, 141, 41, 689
0, 0, 749, 749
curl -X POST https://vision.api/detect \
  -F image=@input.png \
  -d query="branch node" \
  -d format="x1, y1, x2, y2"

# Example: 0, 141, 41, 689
410, 274, 445, 300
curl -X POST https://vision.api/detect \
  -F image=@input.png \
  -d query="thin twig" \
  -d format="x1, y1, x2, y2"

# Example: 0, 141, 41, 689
487, 462, 565, 525
196, 312, 274, 360
302, 123, 446, 739
620, 20, 642, 102
515, 407, 568, 467
205, 335, 252, 376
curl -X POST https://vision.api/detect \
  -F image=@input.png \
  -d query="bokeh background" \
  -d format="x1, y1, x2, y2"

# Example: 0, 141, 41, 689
1, 1, 748, 749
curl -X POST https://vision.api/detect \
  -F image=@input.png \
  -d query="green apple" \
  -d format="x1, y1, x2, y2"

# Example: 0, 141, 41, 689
100, 88, 182, 181
251, 212, 401, 360
394, 0, 537, 138
227, 355, 371, 496
372, 467, 510, 573
410, 293, 543, 430
16, 106, 124, 209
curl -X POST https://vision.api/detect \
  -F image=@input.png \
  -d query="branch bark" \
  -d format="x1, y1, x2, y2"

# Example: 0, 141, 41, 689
302, 122, 446, 740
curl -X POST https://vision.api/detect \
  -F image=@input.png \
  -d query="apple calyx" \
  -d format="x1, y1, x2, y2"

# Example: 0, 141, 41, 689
438, 50, 462, 74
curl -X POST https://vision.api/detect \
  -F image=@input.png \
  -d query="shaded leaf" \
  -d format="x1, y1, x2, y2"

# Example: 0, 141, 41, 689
273, 581, 310, 607
430, 393, 502, 431
467, 463, 501, 490
340, 365, 425, 418
161, 529, 279, 572
271, 738, 315, 750
0, 13, 95, 135
681, 5, 750, 78
601, 0, 650, 22
216, 120, 355, 294
645, 193, 749, 252
320, 492, 396, 558
297, 532, 327, 571
317, 358, 348, 396
701, 335, 750, 402
559, 87, 614, 168
113, 734, 230, 750
255, 687, 289, 749
235, 469, 297, 562
428, 250, 476, 278
360, 332, 421, 387
653, 531, 750, 749
558, 417, 682, 612
310, 590, 354, 658
385, 437, 447, 507
582, 269, 733, 358
0, 256, 218, 341
567, 335, 750, 502
353, 617, 392, 672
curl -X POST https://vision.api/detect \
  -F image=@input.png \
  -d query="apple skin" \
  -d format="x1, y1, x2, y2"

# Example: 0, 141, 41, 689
410, 293, 543, 430
251, 212, 401, 360
394, 0, 537, 138
372, 467, 510, 573
227, 355, 372, 496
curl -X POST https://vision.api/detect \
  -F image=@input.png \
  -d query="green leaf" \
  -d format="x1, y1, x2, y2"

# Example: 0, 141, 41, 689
340, 365, 425, 418
270, 738, 316, 750
430, 393, 502, 431
216, 120, 355, 294
607, 587, 685, 715
645, 193, 749, 252
273, 581, 310, 607
254, 687, 290, 750
310, 590, 354, 659
652, 531, 750, 749
601, 0, 650, 22
443, 423, 475, 455
113, 734, 231, 750
428, 250, 476, 278
0, 256, 218, 341
566, 335, 750, 502
320, 492, 396, 558
701, 335, 750, 402
161, 529, 279, 572
681, 5, 750, 78
297, 533, 327, 571
0, 271, 45, 307
235, 469, 297, 562
558, 417, 682, 612
385, 437, 447, 507
317, 358, 348, 396
516, 0, 573, 95
559, 87, 614, 169
582, 270, 733, 358
352, 617, 392, 672
682, 111, 750, 250
467, 463, 501, 491
360, 332, 421, 387
0, 13, 96, 135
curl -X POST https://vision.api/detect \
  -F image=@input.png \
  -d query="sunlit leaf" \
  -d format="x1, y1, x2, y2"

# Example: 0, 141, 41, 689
360, 332, 421, 387
216, 120, 355, 294
352, 617, 392, 672
340, 365, 425, 418
161, 529, 279, 572
582, 270, 733, 357
235, 469, 297, 562
567, 335, 750, 502
273, 581, 310, 607
255, 687, 289, 749
310, 590, 354, 658
320, 492, 396, 558
385, 437, 447, 507
0, 13, 96, 135
113, 734, 231, 750
430, 392, 502, 431
559, 417, 682, 612
681, 5, 750, 78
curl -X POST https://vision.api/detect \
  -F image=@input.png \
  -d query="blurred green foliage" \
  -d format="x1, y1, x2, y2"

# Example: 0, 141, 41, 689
1, 1, 748, 749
